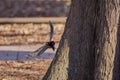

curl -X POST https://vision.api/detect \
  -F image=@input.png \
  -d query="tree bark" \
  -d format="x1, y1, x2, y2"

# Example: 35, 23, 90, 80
94, 0, 119, 80
43, 0, 119, 80
113, 17, 120, 80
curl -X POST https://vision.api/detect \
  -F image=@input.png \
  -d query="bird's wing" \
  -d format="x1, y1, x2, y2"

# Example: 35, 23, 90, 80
49, 21, 54, 42
27, 44, 50, 58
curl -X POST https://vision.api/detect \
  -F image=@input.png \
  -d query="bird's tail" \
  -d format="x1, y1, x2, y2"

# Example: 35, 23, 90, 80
26, 44, 50, 58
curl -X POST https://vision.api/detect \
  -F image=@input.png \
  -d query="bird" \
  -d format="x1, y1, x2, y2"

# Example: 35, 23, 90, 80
26, 21, 55, 58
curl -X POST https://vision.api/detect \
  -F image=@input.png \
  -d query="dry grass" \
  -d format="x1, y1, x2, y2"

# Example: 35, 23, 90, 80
0, 59, 52, 80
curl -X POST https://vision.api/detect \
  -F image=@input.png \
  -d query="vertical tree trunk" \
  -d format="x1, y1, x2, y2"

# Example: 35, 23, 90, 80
43, 0, 119, 80
113, 17, 120, 80
94, 0, 119, 80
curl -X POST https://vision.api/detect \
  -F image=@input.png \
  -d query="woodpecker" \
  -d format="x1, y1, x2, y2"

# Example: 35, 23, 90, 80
26, 21, 55, 58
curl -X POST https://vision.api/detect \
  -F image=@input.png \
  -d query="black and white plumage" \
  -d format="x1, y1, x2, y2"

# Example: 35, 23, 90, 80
26, 21, 55, 58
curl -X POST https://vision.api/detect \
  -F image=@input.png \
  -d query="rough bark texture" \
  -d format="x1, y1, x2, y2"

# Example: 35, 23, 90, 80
43, 0, 119, 80
94, 0, 119, 80
113, 17, 120, 80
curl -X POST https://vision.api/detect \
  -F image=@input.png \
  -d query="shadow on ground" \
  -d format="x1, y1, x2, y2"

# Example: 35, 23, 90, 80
0, 50, 55, 61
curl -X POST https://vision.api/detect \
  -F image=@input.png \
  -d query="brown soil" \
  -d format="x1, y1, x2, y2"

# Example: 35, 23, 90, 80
0, 59, 52, 80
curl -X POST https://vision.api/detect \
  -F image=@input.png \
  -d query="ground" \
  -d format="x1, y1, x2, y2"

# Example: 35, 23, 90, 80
0, 59, 52, 80
0, 44, 58, 80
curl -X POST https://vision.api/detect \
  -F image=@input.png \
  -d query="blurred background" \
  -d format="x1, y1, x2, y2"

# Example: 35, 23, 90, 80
0, 0, 71, 79
0, 0, 71, 45
0, 0, 70, 17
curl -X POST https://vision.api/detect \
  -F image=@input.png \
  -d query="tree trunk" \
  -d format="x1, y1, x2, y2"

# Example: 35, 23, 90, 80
43, 0, 119, 80
113, 17, 120, 80
94, 0, 119, 80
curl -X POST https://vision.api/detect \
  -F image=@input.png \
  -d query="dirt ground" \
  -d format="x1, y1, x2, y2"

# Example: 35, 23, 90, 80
0, 44, 58, 80
0, 59, 52, 80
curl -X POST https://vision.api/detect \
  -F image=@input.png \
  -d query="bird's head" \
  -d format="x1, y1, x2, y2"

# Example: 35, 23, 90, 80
51, 41, 55, 46
50, 41, 55, 51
